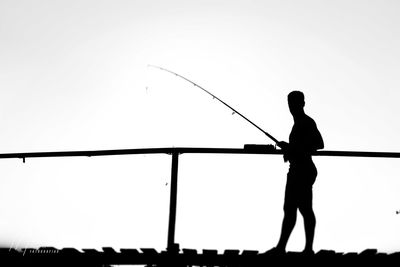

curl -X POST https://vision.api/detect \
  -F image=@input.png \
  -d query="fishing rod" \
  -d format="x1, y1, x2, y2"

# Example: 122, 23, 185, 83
148, 65, 279, 144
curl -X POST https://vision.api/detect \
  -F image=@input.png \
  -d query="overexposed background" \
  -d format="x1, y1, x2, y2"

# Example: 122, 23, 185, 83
0, 0, 399, 253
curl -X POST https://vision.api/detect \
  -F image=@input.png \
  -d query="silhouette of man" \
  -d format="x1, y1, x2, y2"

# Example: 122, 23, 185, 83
270, 91, 324, 254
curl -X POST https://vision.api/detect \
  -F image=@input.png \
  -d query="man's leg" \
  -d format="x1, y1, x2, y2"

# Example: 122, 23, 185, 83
276, 180, 297, 251
299, 186, 316, 252
276, 207, 297, 251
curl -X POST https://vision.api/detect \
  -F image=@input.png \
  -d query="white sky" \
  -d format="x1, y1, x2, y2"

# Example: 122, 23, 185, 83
0, 0, 399, 253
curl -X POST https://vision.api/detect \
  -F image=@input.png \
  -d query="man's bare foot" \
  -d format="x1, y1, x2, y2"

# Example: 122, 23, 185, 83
261, 247, 286, 256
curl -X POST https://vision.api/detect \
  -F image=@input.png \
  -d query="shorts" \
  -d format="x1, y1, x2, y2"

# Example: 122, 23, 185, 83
283, 162, 317, 212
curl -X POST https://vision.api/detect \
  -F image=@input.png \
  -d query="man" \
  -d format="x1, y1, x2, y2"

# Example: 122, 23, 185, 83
270, 91, 324, 254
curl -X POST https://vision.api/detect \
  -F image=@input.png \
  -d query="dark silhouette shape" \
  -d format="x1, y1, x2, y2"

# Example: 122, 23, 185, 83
271, 91, 324, 254
0, 246, 397, 266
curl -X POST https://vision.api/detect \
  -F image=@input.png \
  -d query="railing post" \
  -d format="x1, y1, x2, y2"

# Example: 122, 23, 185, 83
167, 151, 180, 253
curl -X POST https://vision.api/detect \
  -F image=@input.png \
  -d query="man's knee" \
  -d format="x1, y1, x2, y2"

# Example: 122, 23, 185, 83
299, 205, 315, 219
283, 204, 297, 216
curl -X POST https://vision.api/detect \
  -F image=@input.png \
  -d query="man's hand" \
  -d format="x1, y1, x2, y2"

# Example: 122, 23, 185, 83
277, 141, 289, 150
277, 141, 289, 162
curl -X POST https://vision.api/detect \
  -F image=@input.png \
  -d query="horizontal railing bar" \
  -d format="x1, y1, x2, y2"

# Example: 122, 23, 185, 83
315, 150, 400, 158
0, 147, 399, 160
0, 148, 173, 159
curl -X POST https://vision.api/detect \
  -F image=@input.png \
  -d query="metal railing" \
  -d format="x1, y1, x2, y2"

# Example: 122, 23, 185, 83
1, 146, 399, 251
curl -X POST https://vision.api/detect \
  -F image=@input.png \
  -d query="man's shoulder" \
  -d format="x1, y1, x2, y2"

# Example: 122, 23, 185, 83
301, 114, 317, 126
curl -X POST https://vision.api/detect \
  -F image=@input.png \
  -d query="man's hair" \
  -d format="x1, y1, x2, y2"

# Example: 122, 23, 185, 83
288, 91, 305, 105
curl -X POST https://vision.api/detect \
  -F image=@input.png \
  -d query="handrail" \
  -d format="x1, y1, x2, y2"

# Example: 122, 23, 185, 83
1, 146, 399, 251
0, 147, 400, 160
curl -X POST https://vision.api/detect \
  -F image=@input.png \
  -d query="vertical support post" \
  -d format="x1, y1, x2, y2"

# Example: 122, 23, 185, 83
167, 151, 179, 252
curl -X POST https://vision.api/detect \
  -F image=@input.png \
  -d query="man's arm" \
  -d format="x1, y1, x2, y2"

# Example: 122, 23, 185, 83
312, 124, 324, 151
288, 119, 324, 156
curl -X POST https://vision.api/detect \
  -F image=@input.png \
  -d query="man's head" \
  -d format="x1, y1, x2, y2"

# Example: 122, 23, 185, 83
288, 91, 305, 117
